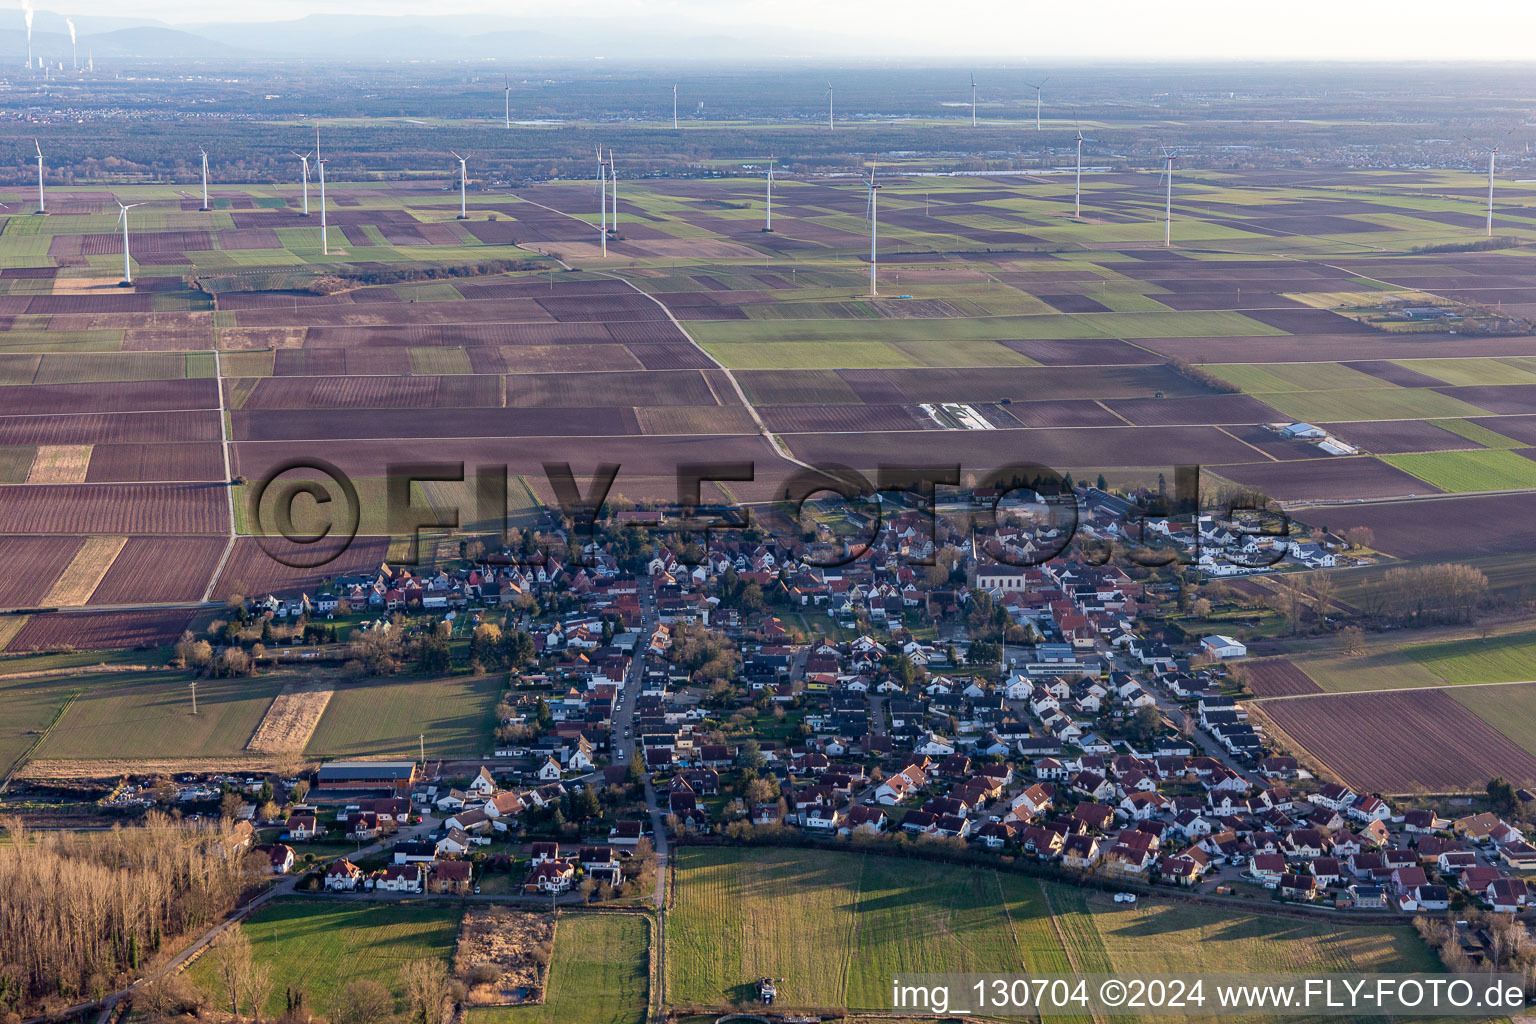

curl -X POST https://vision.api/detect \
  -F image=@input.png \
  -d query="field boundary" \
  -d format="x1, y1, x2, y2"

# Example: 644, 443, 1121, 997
1, 687, 80, 792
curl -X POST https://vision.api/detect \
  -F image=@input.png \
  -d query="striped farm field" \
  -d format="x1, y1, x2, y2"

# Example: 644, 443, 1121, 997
666, 848, 1437, 1015
1200, 361, 1392, 393
1255, 387, 1490, 423
1253, 689, 1536, 792
1428, 418, 1527, 449
1404, 629, 1536, 685
1382, 449, 1536, 492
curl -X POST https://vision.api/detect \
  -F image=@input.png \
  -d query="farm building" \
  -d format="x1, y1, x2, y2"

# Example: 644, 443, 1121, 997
315, 761, 419, 792
1279, 423, 1326, 440
1201, 635, 1247, 659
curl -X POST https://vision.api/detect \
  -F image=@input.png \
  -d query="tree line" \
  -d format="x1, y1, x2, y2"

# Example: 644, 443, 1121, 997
0, 814, 262, 1017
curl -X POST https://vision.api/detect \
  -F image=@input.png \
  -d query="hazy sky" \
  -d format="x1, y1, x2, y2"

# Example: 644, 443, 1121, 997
30, 0, 1536, 59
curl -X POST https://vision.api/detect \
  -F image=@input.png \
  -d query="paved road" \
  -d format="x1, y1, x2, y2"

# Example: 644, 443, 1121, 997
609, 579, 653, 769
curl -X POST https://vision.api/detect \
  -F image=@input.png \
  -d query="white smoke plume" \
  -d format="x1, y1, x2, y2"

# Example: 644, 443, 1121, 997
21, 0, 33, 38
66, 18, 75, 44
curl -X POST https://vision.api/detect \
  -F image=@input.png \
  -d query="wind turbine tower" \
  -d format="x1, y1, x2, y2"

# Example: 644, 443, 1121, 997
199, 148, 209, 211
970, 74, 977, 127
116, 200, 143, 284
826, 82, 834, 130
608, 149, 618, 238
317, 156, 329, 256
1073, 126, 1096, 219
1467, 127, 1518, 237
864, 160, 882, 297
763, 156, 774, 232
504, 76, 511, 128
1030, 79, 1048, 131
596, 147, 608, 258
451, 151, 468, 219
33, 140, 44, 214
1160, 146, 1178, 247
673, 83, 678, 129
293, 151, 311, 215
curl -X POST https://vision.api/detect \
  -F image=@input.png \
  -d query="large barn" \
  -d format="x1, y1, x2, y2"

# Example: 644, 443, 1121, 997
315, 761, 419, 793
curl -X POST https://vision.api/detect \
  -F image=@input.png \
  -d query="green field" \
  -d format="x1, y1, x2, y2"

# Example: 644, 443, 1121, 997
666, 847, 1437, 1015
1285, 649, 1448, 693
305, 674, 501, 759
1428, 418, 1527, 449
1394, 357, 1536, 387
0, 672, 81, 776
1452, 682, 1536, 759
33, 672, 278, 759
1255, 388, 1490, 423
468, 914, 650, 1024
188, 902, 461, 1018
1382, 449, 1536, 492
1201, 362, 1392, 393
1406, 630, 1536, 685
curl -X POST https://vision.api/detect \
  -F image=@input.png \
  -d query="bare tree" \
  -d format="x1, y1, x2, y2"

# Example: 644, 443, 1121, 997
398, 959, 451, 1024
1306, 572, 1336, 630
1267, 578, 1306, 634
246, 961, 275, 1023
210, 925, 255, 1022
331, 979, 395, 1024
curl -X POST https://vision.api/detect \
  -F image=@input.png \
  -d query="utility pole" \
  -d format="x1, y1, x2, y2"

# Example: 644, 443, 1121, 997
189, 680, 199, 715
419, 733, 425, 768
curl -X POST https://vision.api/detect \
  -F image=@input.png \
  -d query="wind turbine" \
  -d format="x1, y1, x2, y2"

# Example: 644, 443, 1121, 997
672, 83, 678, 129
33, 140, 44, 214
763, 155, 774, 233
116, 200, 143, 284
970, 73, 977, 127
825, 82, 834, 131
451, 151, 468, 219
504, 76, 511, 129
1073, 125, 1096, 219
198, 148, 209, 211
1467, 127, 1519, 237
1029, 78, 1048, 131
292, 151, 311, 216
864, 158, 882, 297
596, 147, 608, 258
1158, 145, 1179, 247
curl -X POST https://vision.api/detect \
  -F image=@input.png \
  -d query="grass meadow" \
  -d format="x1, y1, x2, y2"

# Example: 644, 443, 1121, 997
1405, 629, 1536, 685
188, 902, 461, 1018
665, 848, 1437, 1016
34, 672, 278, 760
1452, 682, 1536, 759
304, 674, 501, 759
